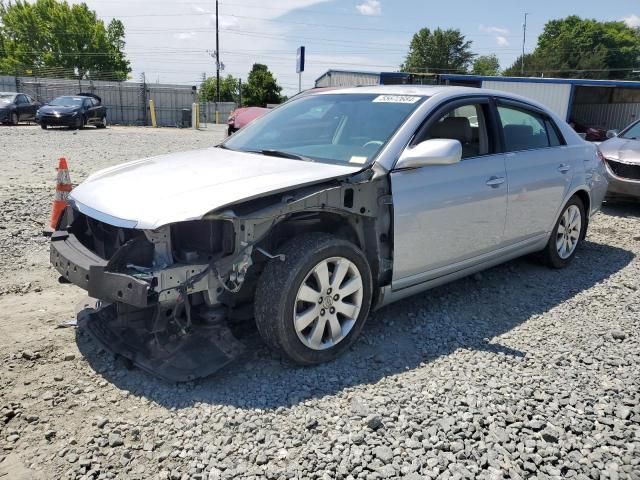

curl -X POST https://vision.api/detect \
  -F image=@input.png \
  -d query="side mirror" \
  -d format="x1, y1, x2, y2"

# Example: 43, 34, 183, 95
606, 129, 619, 139
396, 138, 462, 169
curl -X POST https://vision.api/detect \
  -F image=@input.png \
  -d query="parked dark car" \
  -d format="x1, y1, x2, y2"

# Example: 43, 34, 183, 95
0, 92, 41, 125
36, 93, 107, 129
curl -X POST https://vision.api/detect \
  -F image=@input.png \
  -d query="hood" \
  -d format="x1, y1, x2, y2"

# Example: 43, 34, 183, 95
70, 147, 362, 230
40, 105, 80, 114
599, 137, 640, 164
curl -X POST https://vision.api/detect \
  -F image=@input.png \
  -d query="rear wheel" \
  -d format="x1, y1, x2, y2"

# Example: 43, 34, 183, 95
254, 233, 373, 365
96, 115, 107, 129
40, 123, 47, 130
540, 196, 586, 268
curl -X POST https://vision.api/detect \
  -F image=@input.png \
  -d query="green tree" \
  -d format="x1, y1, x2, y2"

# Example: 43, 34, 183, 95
472, 54, 500, 76
0, 0, 130, 80
504, 16, 640, 79
401, 28, 474, 74
200, 74, 240, 103
241, 63, 283, 107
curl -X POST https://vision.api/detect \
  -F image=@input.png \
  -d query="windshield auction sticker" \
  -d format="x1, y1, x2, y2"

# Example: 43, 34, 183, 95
372, 95, 421, 104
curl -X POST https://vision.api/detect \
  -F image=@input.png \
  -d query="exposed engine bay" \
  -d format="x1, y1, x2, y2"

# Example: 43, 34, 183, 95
51, 167, 392, 381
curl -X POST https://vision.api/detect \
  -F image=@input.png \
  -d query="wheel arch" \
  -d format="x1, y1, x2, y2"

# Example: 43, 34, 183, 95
567, 188, 591, 240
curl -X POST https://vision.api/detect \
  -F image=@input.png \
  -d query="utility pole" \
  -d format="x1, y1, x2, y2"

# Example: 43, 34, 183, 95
215, 0, 220, 104
238, 78, 242, 107
521, 13, 529, 76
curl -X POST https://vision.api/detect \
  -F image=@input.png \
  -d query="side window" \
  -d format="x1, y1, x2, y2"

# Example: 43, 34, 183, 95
16, 95, 27, 104
84, 99, 92, 108
545, 119, 564, 147
419, 103, 491, 159
497, 105, 553, 152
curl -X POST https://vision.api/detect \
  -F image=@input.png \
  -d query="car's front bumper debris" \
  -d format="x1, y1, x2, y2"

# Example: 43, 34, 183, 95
78, 302, 245, 382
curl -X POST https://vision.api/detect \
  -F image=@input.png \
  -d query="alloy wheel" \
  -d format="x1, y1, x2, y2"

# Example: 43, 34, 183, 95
556, 205, 581, 259
293, 256, 363, 351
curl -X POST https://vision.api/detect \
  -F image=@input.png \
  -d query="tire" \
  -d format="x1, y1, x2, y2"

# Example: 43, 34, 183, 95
72, 115, 85, 130
254, 232, 373, 365
9, 112, 18, 126
227, 126, 235, 136
540, 196, 586, 269
96, 115, 107, 129
40, 123, 47, 130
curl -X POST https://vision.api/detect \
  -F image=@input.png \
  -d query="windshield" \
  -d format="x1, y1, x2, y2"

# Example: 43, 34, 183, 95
49, 96, 84, 107
620, 121, 640, 140
0, 94, 15, 104
223, 93, 426, 165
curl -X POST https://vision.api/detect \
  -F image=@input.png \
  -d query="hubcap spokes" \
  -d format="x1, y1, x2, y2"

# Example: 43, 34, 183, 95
556, 205, 581, 260
294, 257, 363, 351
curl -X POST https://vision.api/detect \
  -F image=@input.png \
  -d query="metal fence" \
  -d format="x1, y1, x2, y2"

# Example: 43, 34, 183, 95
0, 75, 236, 127
572, 103, 640, 132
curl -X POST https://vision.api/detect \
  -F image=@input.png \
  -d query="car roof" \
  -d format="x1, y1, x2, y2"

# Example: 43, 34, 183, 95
310, 84, 553, 114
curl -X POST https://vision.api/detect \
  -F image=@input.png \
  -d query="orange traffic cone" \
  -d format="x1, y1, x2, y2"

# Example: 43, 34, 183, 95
44, 157, 72, 236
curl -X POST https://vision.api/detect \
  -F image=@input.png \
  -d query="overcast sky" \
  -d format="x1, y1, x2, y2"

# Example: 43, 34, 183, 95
71, 0, 640, 95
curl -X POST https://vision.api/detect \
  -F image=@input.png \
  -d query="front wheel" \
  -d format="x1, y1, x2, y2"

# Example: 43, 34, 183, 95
9, 112, 18, 125
40, 123, 47, 130
254, 233, 373, 365
72, 115, 85, 130
540, 196, 586, 268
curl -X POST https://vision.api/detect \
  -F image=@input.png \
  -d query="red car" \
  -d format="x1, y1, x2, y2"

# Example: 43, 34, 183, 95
227, 106, 270, 136
570, 120, 607, 142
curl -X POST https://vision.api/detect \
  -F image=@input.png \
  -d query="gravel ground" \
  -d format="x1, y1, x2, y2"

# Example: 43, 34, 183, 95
0, 125, 639, 480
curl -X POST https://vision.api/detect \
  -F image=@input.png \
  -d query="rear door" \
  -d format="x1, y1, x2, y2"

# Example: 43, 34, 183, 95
83, 98, 96, 123
24, 95, 38, 119
15, 94, 29, 120
391, 96, 508, 288
495, 99, 573, 244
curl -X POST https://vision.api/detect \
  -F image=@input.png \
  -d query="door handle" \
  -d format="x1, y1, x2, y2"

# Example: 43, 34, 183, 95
486, 176, 506, 187
558, 164, 571, 173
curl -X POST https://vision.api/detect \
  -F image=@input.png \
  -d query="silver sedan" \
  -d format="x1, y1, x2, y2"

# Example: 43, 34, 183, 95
51, 85, 609, 378
599, 120, 640, 200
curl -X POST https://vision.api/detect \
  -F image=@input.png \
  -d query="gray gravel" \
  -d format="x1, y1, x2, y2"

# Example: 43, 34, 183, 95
0, 125, 639, 480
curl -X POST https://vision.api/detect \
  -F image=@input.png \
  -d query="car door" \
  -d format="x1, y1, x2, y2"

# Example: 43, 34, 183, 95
15, 94, 29, 120
495, 99, 573, 244
25, 95, 39, 119
83, 98, 95, 123
391, 97, 508, 289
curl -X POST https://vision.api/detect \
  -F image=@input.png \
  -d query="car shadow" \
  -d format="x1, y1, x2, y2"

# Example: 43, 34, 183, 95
602, 201, 640, 219
75, 237, 634, 410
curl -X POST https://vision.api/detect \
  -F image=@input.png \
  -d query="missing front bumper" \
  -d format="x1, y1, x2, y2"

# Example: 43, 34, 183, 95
78, 303, 246, 382
50, 231, 151, 307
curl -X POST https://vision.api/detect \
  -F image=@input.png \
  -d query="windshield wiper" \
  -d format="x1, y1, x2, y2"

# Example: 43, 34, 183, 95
258, 149, 313, 161
245, 148, 313, 162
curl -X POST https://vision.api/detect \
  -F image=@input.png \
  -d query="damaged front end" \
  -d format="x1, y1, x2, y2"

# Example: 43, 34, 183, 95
51, 167, 392, 381
51, 207, 251, 382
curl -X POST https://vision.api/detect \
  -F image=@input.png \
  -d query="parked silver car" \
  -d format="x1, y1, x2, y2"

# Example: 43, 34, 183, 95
599, 120, 640, 200
50, 86, 608, 380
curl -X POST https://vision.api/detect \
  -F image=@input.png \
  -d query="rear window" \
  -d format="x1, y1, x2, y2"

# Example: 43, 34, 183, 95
498, 105, 562, 152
